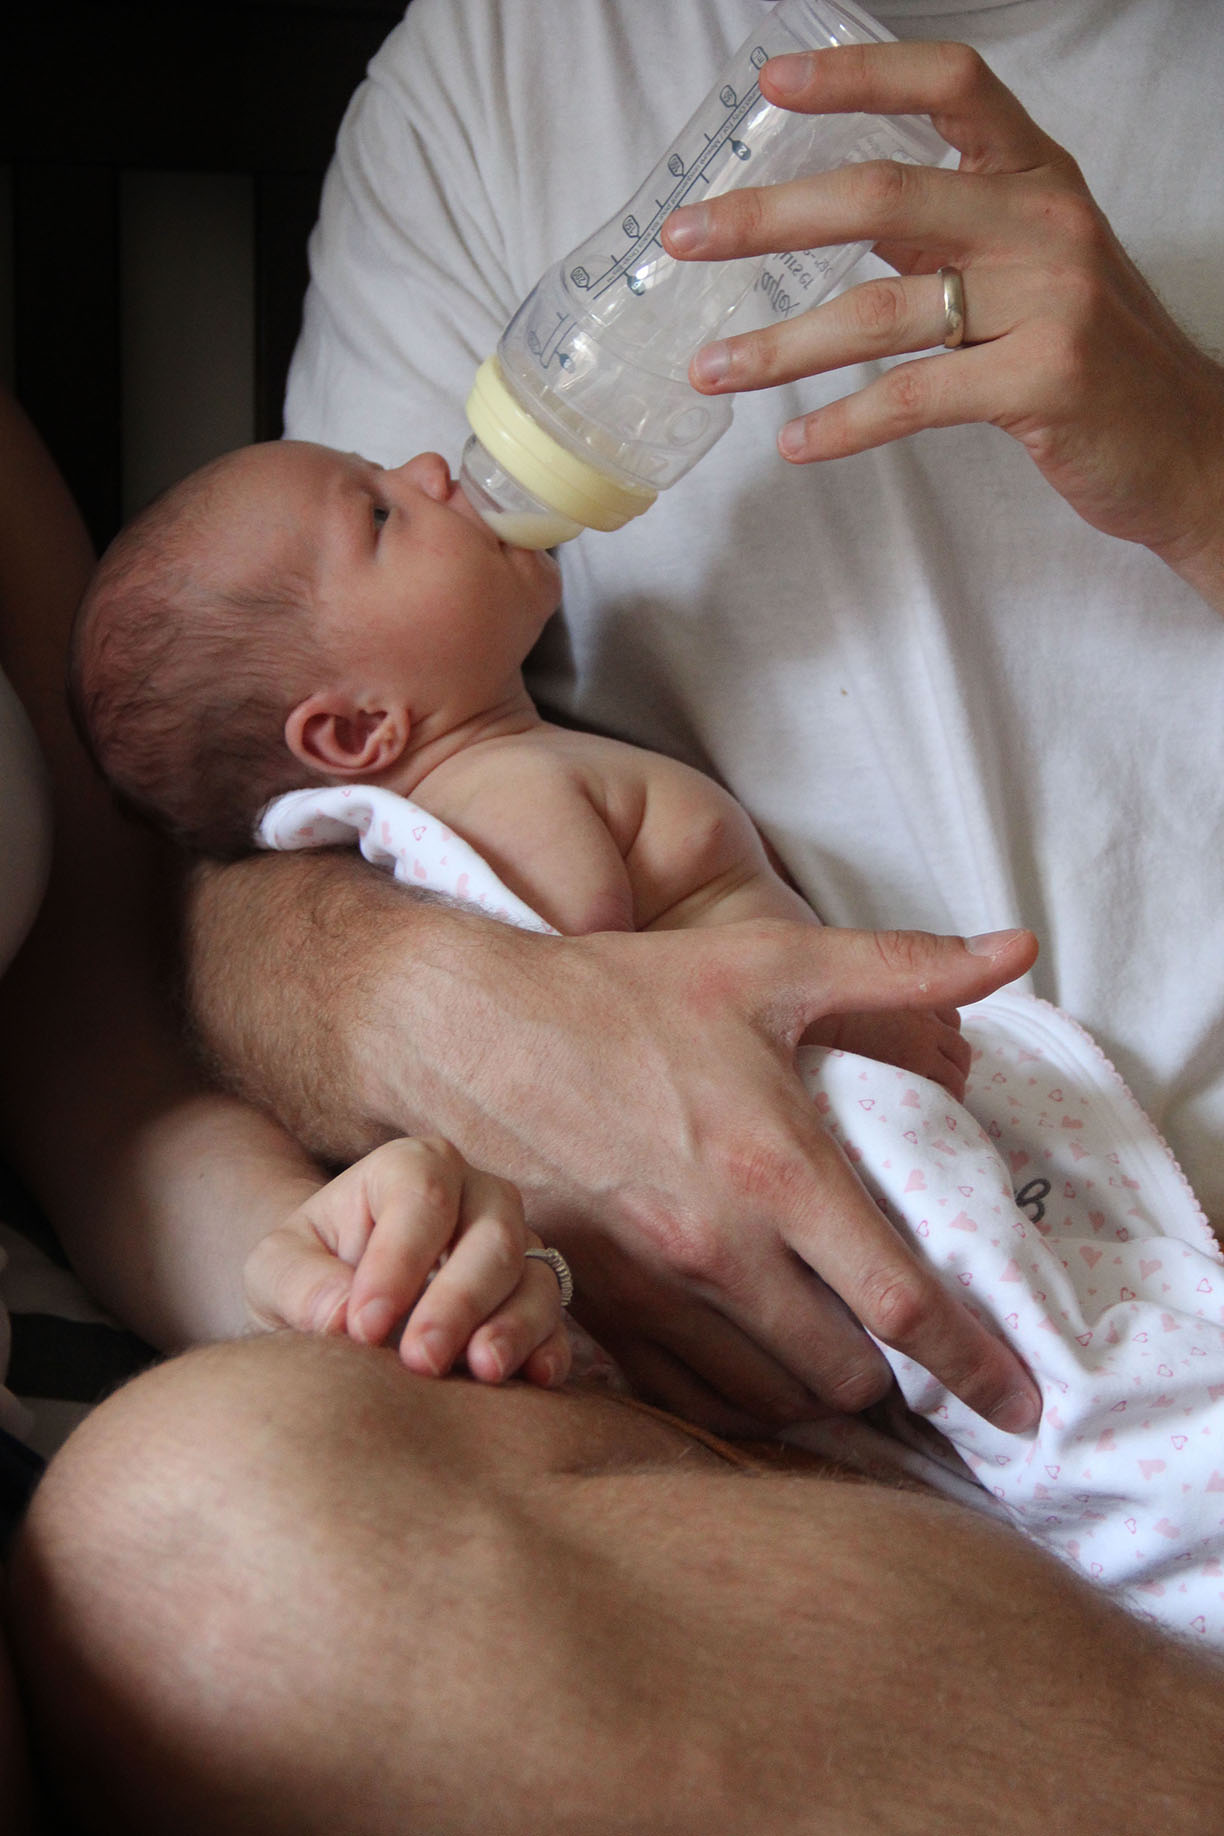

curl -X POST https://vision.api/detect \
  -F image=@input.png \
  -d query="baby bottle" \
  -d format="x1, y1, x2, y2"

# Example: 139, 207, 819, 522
460, 0, 950, 548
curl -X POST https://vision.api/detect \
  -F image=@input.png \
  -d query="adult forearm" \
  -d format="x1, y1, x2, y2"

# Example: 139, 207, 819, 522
0, 851, 321, 1349
188, 851, 450, 1163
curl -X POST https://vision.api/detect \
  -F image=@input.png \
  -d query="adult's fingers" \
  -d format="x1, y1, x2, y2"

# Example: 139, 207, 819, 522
777, 339, 1031, 464
757, 40, 1065, 175
465, 1245, 571, 1385
785, 1157, 1040, 1431
698, 1118, 1041, 1431
518, 1321, 574, 1391
688, 255, 1038, 401
665, 157, 1045, 273
604, 1337, 840, 1439
580, 1264, 885, 1428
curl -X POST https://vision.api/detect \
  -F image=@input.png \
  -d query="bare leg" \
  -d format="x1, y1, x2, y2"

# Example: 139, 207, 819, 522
9, 1332, 1224, 1835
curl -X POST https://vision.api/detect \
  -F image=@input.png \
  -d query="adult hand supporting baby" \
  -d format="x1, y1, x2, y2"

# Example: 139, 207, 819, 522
189, 852, 1040, 1435
662, 41, 1224, 612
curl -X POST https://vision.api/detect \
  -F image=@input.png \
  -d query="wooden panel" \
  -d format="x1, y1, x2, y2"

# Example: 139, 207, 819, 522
120, 172, 258, 517
4, 0, 408, 540
3, 2, 405, 175
12, 164, 121, 548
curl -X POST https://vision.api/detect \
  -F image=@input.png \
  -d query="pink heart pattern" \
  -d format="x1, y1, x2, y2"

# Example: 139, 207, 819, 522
790, 988, 1224, 1646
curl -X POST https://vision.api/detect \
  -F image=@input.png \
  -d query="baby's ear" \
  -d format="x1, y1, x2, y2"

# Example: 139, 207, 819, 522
284, 693, 411, 779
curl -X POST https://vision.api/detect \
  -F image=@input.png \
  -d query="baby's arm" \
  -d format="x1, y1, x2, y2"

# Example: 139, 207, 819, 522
244, 1137, 571, 1387
414, 738, 640, 935
615, 746, 972, 1096
620, 751, 814, 932
420, 726, 813, 935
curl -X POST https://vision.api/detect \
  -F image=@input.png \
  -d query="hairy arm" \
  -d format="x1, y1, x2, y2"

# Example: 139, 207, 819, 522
0, 389, 323, 1349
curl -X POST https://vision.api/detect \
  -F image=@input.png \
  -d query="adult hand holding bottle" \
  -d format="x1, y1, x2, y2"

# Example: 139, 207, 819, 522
664, 41, 1224, 613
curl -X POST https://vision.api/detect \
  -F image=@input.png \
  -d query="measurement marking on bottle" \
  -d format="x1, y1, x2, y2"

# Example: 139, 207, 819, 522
581, 74, 767, 303
547, 41, 774, 370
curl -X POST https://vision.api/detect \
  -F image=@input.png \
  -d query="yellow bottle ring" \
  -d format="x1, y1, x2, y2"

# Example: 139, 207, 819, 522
465, 356, 656, 534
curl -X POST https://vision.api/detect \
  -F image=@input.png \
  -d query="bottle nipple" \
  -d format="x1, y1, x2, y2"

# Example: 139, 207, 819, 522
458, 437, 584, 549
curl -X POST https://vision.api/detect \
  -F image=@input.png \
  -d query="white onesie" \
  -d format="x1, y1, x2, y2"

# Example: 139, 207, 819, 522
261, 785, 1224, 1646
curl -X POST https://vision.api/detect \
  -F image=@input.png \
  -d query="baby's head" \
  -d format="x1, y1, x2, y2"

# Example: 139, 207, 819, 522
70, 440, 562, 857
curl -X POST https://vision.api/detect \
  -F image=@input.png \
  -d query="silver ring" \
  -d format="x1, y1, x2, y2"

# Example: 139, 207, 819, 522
524, 1245, 574, 1308
940, 266, 966, 349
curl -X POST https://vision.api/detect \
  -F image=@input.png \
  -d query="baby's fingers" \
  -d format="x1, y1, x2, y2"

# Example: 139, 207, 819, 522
465, 1248, 573, 1387
397, 1171, 531, 1378
520, 1321, 573, 1391
244, 1224, 354, 1336
345, 1138, 472, 1346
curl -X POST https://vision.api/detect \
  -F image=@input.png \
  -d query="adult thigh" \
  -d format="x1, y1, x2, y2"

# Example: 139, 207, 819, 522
8, 1332, 1224, 1836
5, 1332, 722, 1833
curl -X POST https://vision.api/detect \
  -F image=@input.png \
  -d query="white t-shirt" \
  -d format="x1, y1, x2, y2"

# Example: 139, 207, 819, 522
285, 0, 1224, 1223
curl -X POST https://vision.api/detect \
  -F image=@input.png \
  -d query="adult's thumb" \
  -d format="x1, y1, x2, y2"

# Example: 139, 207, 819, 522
799, 925, 1037, 1022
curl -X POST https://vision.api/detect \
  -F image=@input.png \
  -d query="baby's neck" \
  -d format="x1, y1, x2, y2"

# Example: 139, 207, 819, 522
384, 681, 545, 799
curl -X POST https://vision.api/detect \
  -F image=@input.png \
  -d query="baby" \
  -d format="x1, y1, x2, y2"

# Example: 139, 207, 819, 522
73, 438, 1224, 1646
71, 437, 965, 1082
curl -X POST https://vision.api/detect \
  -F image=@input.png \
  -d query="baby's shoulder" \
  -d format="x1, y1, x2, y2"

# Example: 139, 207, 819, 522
528, 723, 711, 801
420, 725, 613, 830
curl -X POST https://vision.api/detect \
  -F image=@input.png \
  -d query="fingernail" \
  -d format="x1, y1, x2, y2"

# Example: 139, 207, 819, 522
762, 52, 815, 98
664, 204, 709, 254
965, 928, 1026, 956
778, 419, 807, 459
477, 1333, 509, 1382
989, 1387, 1042, 1434
353, 1298, 396, 1344
414, 1326, 450, 1376
691, 340, 729, 387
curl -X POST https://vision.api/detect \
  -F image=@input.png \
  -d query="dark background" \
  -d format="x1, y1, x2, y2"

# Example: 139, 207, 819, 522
3, 0, 409, 547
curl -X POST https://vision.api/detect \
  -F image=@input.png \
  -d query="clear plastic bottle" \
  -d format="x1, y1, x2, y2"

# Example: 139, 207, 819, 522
461, 0, 949, 548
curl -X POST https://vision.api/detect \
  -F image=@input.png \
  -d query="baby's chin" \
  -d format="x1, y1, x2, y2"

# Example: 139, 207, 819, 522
518, 541, 563, 598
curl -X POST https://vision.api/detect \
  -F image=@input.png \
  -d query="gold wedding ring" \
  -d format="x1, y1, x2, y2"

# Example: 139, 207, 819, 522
940, 266, 967, 349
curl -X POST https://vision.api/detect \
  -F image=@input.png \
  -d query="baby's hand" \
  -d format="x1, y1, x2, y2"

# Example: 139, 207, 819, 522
244, 1137, 572, 1388
803, 1007, 971, 1101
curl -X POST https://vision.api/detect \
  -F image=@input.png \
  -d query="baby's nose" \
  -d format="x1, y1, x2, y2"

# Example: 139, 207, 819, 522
391, 451, 453, 500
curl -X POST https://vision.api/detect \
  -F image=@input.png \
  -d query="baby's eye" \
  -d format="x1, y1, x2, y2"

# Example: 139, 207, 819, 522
372, 505, 391, 530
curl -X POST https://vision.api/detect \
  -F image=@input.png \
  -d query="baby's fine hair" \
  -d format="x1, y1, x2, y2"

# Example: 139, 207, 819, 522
69, 454, 322, 859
